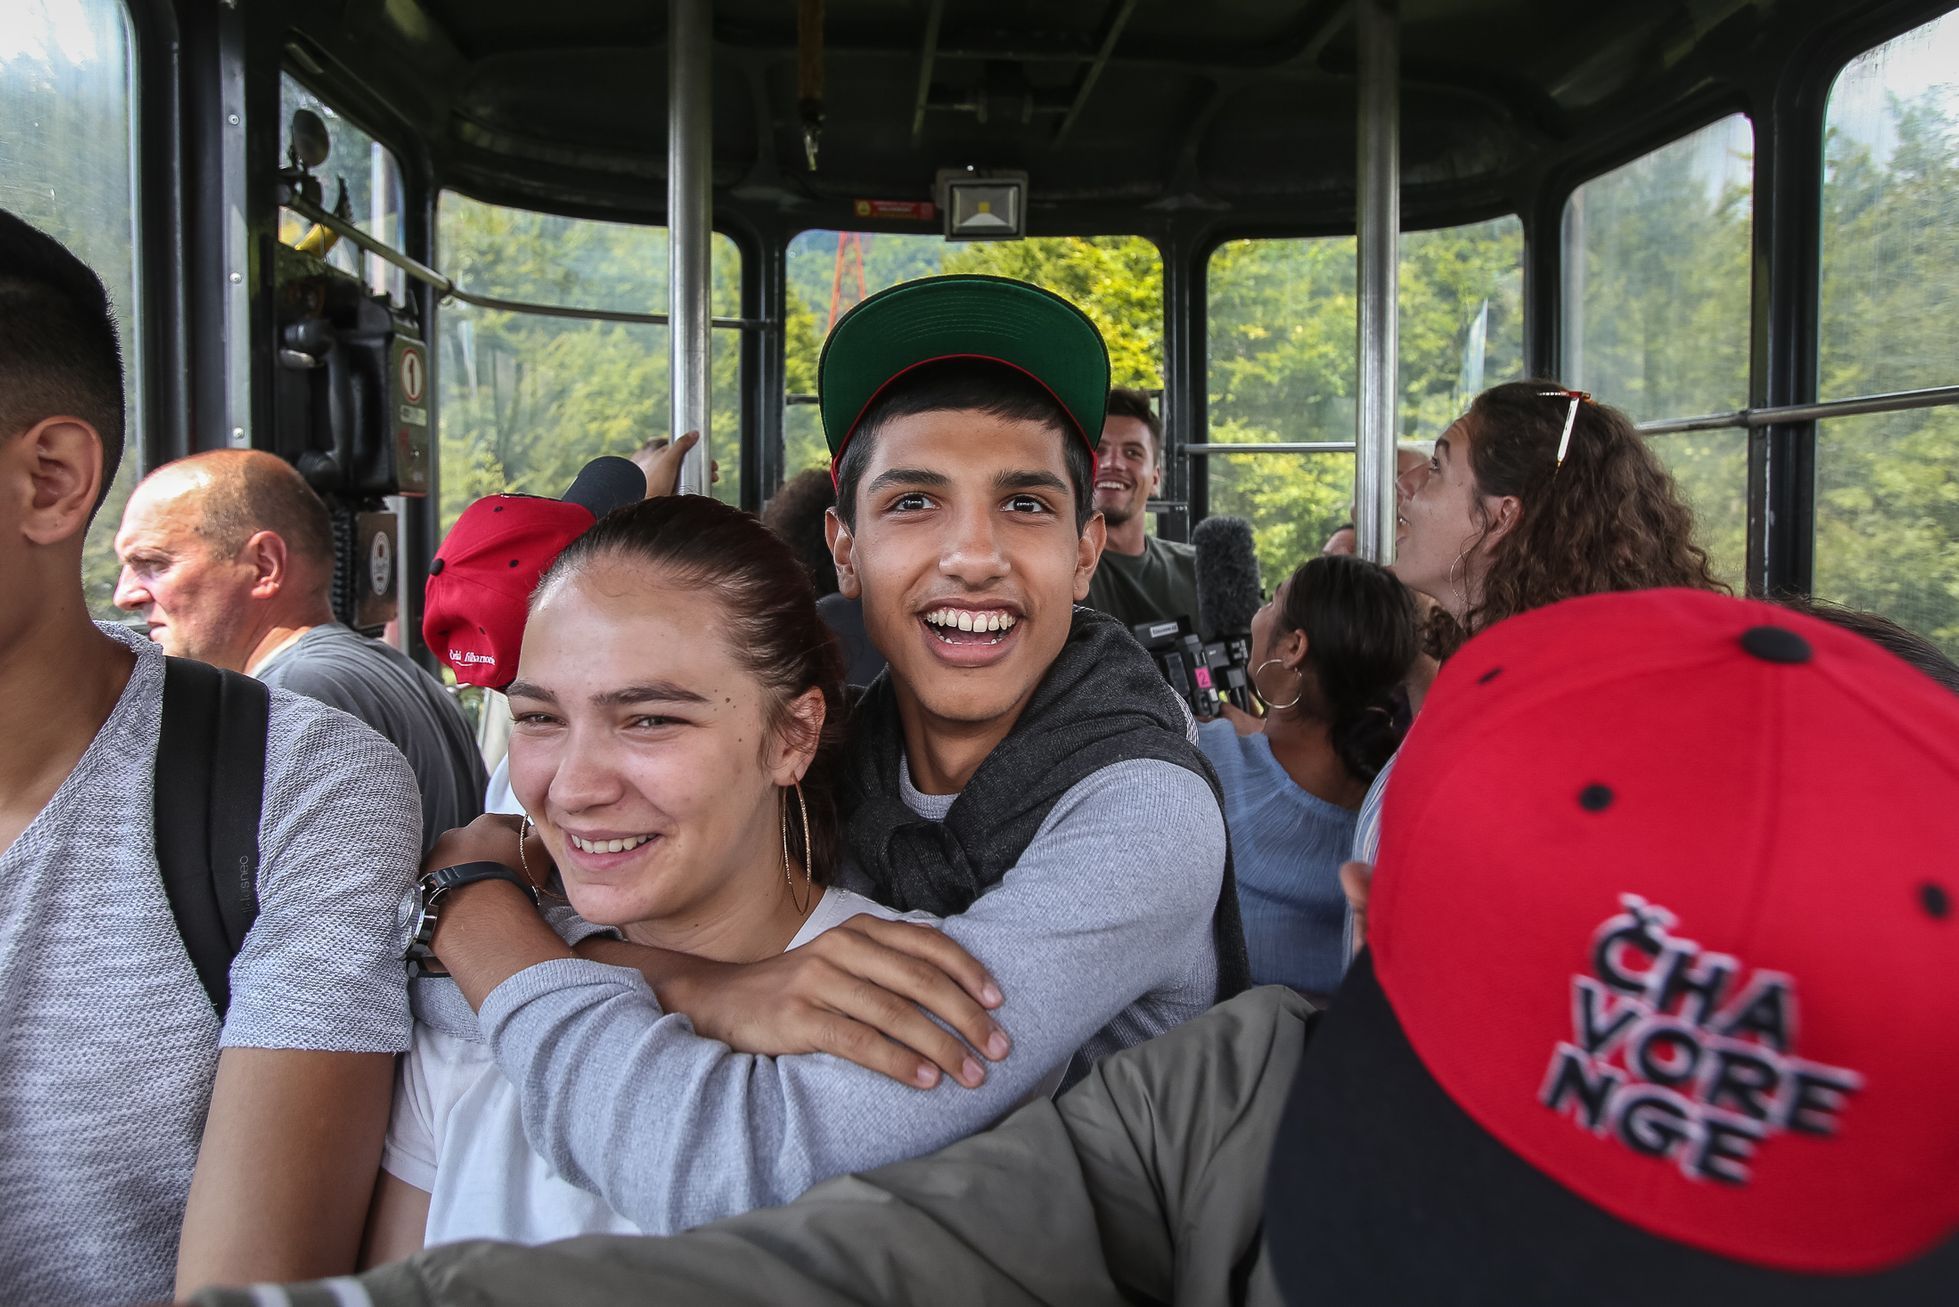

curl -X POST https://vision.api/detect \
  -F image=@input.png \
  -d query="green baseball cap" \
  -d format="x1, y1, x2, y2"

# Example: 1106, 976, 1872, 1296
818, 274, 1112, 472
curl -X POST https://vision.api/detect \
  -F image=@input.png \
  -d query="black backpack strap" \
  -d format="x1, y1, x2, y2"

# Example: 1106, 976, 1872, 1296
156, 657, 269, 1018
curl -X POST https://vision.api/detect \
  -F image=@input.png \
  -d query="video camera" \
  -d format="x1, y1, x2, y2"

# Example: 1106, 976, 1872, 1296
1132, 617, 1253, 720
1129, 514, 1263, 720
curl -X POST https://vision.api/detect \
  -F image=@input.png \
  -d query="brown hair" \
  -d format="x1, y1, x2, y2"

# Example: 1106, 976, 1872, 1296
1434, 379, 1725, 658
1104, 386, 1163, 458
537, 495, 849, 884
761, 467, 840, 598
1275, 554, 1419, 782
0, 210, 124, 518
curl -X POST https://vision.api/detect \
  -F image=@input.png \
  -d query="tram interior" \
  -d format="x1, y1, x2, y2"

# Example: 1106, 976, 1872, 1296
1, 0, 1957, 1300
3, 0, 1953, 661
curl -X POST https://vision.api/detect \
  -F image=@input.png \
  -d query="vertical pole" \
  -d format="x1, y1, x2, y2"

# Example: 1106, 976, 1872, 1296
1354, 0, 1399, 565
368, 144, 400, 299
670, 0, 713, 495
1560, 190, 1585, 387
1750, 74, 1824, 599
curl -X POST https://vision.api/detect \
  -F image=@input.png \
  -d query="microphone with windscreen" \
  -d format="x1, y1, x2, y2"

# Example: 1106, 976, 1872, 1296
1193, 515, 1264, 642
562, 455, 648, 520
1193, 515, 1262, 712
1131, 516, 1263, 717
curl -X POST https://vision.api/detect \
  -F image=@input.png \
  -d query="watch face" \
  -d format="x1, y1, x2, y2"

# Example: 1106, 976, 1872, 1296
395, 876, 426, 958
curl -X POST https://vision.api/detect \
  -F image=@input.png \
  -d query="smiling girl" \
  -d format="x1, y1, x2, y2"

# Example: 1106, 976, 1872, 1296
363, 495, 932, 1253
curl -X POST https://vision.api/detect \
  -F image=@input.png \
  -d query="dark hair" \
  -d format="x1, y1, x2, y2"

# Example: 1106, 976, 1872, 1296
833, 357, 1094, 532
0, 209, 125, 518
192, 452, 335, 573
1103, 386, 1162, 458
1435, 379, 1726, 658
537, 495, 849, 884
761, 467, 841, 598
1777, 597, 1959, 695
1277, 553, 1419, 782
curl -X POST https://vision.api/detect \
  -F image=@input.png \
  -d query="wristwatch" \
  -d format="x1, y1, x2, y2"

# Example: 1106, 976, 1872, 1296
403, 860, 541, 977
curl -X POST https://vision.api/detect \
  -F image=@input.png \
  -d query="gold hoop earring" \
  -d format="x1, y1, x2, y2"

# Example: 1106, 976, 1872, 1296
1252, 658, 1304, 712
780, 782, 813, 915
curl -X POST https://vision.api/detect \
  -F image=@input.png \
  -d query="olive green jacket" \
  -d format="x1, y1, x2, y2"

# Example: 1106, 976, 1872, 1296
198, 987, 1315, 1307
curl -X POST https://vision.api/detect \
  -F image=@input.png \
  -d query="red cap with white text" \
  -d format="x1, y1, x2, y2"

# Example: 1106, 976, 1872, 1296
421, 495, 595, 689
1266, 588, 1959, 1305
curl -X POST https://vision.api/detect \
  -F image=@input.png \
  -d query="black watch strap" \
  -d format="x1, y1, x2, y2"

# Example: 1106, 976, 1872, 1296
428, 860, 542, 904
405, 861, 541, 977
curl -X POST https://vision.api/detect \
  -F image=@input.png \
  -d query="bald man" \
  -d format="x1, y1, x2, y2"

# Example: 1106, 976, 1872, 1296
115, 451, 485, 849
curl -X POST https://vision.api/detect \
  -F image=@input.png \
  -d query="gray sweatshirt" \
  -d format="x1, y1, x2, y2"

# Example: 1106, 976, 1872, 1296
478, 755, 1226, 1233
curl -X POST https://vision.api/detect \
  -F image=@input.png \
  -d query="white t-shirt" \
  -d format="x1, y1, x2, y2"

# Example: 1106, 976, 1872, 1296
382, 886, 939, 1247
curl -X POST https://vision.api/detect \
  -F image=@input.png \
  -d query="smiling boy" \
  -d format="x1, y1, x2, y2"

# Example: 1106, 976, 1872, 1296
409, 276, 1248, 1237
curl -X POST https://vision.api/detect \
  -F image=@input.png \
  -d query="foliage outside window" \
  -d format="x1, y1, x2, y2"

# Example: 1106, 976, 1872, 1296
1814, 11, 1959, 656
782, 232, 1164, 479
435, 194, 742, 533
1563, 114, 1754, 587
278, 76, 406, 303
1206, 217, 1524, 583
0, 0, 142, 621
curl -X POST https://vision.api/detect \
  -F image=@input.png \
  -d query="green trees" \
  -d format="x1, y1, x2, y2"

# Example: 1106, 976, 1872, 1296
433, 197, 743, 531
1813, 95, 1959, 653
1206, 219, 1525, 583
1, 3, 142, 619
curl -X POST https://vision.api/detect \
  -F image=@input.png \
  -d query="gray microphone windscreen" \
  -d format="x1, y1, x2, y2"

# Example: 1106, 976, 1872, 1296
562, 456, 646, 520
1193, 515, 1263, 639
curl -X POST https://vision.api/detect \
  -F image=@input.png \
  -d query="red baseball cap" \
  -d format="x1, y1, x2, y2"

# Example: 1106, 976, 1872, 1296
422, 495, 595, 689
1267, 588, 1959, 1304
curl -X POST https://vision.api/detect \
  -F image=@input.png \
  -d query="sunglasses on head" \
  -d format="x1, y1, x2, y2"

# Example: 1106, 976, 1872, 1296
1538, 388, 1592, 471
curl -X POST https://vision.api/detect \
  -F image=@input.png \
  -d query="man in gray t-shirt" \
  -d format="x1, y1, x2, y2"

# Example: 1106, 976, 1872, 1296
256, 623, 486, 848
114, 449, 485, 849
0, 212, 421, 1303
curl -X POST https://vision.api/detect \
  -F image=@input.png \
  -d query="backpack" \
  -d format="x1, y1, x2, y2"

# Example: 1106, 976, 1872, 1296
154, 656, 268, 1019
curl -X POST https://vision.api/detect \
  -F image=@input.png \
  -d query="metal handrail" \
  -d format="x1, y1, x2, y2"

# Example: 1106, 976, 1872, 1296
1178, 386, 1959, 455
1181, 441, 1359, 454
280, 191, 769, 331
1635, 385, 1959, 434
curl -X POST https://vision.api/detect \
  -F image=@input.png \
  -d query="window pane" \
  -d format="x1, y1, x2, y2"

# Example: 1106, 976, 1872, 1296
783, 232, 1164, 476
1813, 409, 1959, 660
436, 194, 742, 531
1205, 452, 1353, 586
1821, 11, 1959, 400
1562, 115, 1753, 421
0, 0, 143, 620
1399, 216, 1525, 436
1643, 431, 1747, 589
1206, 218, 1523, 579
279, 75, 406, 303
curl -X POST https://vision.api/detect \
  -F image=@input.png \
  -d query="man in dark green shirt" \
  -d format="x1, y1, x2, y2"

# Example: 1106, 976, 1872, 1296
1083, 387, 1199, 629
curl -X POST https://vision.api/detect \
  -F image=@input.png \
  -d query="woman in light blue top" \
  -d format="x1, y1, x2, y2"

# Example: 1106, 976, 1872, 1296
1198, 554, 1416, 999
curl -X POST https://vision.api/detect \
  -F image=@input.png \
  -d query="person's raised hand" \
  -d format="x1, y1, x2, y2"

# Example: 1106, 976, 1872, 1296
1340, 860, 1374, 957
662, 913, 1010, 1090
632, 431, 720, 499
1218, 701, 1264, 735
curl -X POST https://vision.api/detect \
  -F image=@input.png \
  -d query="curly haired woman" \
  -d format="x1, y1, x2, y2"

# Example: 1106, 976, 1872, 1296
1342, 381, 1727, 954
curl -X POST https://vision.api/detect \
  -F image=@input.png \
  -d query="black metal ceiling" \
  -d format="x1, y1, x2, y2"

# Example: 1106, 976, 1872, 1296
284, 0, 1927, 236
